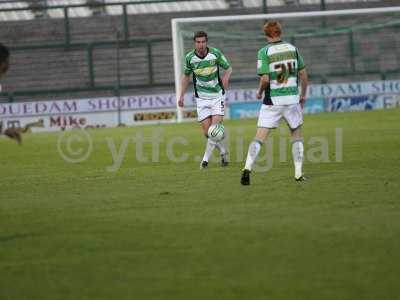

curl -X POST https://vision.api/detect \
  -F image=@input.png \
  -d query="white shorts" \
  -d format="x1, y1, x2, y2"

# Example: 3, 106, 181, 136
196, 96, 225, 122
257, 103, 303, 129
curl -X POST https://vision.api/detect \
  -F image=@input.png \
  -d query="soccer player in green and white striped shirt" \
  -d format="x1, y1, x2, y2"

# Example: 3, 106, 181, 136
241, 21, 309, 185
178, 31, 233, 169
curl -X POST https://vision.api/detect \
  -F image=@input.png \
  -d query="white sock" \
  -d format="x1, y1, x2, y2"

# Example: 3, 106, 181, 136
202, 138, 217, 162
244, 139, 263, 171
292, 139, 304, 178
215, 141, 227, 156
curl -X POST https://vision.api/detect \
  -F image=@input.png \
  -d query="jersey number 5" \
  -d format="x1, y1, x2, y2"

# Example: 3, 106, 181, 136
274, 62, 296, 84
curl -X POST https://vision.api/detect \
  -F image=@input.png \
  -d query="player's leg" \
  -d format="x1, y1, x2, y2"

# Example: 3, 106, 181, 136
197, 100, 216, 169
283, 104, 305, 181
210, 96, 228, 166
244, 127, 270, 167
291, 126, 304, 181
210, 114, 228, 166
241, 105, 280, 185
200, 116, 212, 134
210, 114, 223, 125
199, 116, 216, 169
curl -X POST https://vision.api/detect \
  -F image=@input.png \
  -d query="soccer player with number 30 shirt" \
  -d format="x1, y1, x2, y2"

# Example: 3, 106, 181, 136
241, 21, 309, 185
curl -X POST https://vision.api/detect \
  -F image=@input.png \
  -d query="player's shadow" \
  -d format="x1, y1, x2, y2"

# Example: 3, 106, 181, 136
0, 233, 35, 243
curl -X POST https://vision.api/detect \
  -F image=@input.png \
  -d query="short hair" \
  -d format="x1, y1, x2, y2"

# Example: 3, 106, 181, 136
263, 21, 282, 38
0, 43, 10, 63
193, 31, 208, 41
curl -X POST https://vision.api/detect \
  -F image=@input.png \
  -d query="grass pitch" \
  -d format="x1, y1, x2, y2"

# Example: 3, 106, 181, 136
1, 109, 400, 300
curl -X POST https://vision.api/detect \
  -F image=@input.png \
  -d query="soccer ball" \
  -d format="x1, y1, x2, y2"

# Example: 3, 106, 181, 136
208, 123, 225, 142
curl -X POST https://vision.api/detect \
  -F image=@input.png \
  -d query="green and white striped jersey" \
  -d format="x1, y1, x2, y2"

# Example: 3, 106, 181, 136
257, 41, 305, 105
184, 47, 231, 100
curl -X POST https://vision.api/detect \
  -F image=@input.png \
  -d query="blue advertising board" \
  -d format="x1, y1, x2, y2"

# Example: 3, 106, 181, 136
329, 95, 377, 112
229, 102, 262, 119
303, 98, 325, 114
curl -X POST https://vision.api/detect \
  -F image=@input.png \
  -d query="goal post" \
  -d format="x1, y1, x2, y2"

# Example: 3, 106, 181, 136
172, 6, 400, 123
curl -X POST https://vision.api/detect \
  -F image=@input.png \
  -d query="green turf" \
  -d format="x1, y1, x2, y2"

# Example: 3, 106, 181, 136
1, 109, 400, 300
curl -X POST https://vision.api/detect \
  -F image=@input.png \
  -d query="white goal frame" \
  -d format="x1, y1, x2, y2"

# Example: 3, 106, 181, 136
171, 6, 400, 123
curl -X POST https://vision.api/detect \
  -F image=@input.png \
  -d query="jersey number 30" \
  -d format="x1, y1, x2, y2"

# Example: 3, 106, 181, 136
274, 62, 296, 84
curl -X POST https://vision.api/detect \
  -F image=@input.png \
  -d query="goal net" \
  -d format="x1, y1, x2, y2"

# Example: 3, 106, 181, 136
172, 7, 400, 122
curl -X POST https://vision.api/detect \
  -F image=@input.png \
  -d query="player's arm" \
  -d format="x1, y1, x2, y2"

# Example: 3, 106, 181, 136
296, 50, 308, 108
256, 75, 269, 99
178, 74, 191, 107
178, 56, 193, 107
256, 48, 269, 99
298, 69, 308, 108
221, 66, 232, 90
216, 50, 232, 90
